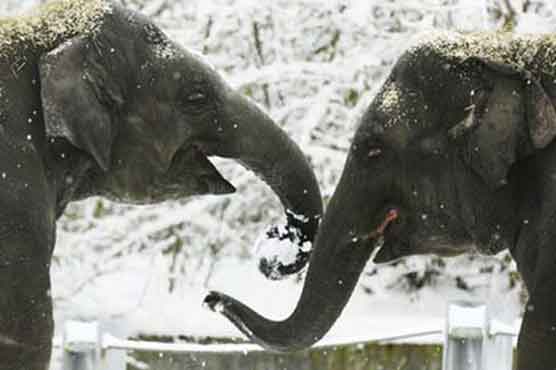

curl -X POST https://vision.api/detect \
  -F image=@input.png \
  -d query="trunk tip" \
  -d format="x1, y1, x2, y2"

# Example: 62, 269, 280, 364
203, 291, 259, 347
203, 291, 319, 353
203, 291, 227, 313
286, 209, 322, 239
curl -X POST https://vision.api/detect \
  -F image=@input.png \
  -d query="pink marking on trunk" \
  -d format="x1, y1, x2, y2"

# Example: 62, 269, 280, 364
368, 209, 399, 239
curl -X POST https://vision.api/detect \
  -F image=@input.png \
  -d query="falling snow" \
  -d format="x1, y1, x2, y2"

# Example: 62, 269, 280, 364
1, 1, 548, 369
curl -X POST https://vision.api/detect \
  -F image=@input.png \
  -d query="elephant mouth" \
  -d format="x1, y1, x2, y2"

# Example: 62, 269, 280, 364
166, 147, 236, 193
370, 210, 474, 263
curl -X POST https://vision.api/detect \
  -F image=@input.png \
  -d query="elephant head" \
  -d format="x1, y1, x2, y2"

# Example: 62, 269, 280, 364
205, 33, 556, 353
38, 3, 322, 276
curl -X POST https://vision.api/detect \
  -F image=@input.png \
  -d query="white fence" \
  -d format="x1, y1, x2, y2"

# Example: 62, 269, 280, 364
57, 301, 518, 370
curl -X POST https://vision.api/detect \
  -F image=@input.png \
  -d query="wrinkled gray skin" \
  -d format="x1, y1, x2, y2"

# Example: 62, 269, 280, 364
207, 34, 556, 369
0, 2, 322, 369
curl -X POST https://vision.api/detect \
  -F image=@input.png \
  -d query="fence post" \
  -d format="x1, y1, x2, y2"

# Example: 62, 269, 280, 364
483, 319, 514, 370
62, 321, 101, 370
442, 301, 514, 370
443, 301, 485, 370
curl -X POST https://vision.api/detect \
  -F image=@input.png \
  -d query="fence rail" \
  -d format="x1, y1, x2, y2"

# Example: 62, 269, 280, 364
56, 300, 519, 370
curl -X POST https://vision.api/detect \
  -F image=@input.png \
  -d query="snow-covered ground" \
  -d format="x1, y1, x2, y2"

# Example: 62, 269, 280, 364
3, 0, 556, 369
52, 254, 522, 342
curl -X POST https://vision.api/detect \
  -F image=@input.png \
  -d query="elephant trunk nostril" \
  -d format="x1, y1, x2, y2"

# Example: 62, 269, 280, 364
203, 291, 227, 313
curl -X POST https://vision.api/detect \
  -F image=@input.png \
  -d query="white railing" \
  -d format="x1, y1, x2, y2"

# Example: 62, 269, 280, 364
57, 300, 518, 370
443, 301, 515, 370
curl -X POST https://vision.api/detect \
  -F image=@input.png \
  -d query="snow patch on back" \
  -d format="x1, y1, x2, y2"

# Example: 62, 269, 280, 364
0, 0, 110, 57
408, 31, 556, 77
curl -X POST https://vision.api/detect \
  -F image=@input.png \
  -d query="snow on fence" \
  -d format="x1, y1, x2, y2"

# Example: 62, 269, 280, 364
57, 301, 517, 370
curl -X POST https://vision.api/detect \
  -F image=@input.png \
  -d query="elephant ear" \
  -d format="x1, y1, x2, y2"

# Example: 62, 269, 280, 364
39, 37, 124, 171
449, 58, 556, 190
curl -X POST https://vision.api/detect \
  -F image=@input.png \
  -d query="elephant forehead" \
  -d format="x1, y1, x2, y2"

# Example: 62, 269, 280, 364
187, 48, 218, 75
151, 38, 181, 60
359, 82, 417, 149
152, 46, 222, 87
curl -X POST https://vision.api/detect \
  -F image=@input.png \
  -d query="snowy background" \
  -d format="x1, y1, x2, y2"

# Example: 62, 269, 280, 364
2, 0, 556, 368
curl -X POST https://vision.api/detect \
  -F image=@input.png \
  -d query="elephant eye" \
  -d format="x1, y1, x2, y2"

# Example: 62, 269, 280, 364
368, 147, 383, 158
186, 91, 208, 103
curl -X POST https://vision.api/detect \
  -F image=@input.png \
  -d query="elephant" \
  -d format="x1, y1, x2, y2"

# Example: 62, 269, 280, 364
0, 1, 323, 369
206, 32, 556, 369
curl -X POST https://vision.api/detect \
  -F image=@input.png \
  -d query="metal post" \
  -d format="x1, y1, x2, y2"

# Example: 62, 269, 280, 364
442, 301, 514, 370
484, 319, 514, 370
62, 321, 100, 370
443, 301, 486, 370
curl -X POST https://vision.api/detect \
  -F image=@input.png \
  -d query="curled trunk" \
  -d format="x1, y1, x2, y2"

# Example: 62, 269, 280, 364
205, 240, 373, 350
206, 92, 323, 262
205, 177, 376, 350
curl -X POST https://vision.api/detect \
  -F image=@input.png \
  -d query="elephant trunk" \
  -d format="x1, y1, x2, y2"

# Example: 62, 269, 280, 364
205, 91, 323, 257
205, 174, 386, 351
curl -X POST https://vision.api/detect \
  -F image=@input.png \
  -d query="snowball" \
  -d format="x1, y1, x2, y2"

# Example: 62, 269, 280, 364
255, 224, 299, 267
254, 223, 312, 280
